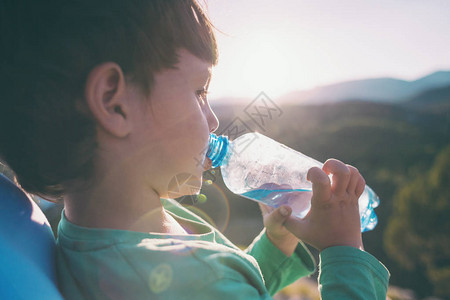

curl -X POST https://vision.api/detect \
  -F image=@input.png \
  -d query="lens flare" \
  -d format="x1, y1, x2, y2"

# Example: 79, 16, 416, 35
148, 263, 173, 294
198, 182, 230, 233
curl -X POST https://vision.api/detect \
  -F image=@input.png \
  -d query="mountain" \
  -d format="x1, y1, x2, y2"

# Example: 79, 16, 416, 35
412, 71, 450, 90
201, 99, 450, 297
405, 84, 450, 113
279, 70, 450, 105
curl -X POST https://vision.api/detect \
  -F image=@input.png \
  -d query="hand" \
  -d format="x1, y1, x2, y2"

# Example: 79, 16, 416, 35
258, 184, 299, 257
284, 159, 366, 251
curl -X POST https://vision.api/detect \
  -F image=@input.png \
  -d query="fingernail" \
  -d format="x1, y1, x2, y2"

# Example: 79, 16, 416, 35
280, 206, 289, 216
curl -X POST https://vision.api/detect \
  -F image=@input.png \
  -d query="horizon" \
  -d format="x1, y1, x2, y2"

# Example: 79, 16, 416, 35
206, 1, 450, 101
209, 69, 450, 103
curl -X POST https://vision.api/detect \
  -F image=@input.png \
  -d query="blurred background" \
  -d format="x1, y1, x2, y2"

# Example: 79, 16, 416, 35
200, 1, 450, 299
7, 0, 449, 299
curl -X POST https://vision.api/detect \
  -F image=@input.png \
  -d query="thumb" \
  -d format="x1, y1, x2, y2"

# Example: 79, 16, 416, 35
284, 216, 310, 242
264, 206, 292, 230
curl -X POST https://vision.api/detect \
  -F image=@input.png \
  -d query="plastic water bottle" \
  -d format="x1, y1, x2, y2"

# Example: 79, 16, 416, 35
206, 132, 379, 232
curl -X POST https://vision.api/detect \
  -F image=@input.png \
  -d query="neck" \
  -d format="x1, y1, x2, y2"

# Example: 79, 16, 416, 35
63, 165, 184, 234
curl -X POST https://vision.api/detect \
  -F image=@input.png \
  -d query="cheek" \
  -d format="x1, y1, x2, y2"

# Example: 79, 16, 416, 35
178, 116, 210, 159
151, 94, 210, 155
159, 108, 209, 160
175, 103, 210, 138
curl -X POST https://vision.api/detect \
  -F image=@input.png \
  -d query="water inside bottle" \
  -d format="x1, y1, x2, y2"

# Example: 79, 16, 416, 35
240, 188, 313, 218
241, 187, 379, 232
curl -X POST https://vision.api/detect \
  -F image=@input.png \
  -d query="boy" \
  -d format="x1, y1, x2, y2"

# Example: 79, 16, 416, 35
0, 1, 389, 299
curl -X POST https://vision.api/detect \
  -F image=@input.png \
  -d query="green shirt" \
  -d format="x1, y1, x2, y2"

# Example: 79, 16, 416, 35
56, 198, 389, 299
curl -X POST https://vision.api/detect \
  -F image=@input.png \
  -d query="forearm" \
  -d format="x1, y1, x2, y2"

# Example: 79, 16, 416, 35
265, 230, 298, 257
319, 246, 390, 300
246, 230, 316, 295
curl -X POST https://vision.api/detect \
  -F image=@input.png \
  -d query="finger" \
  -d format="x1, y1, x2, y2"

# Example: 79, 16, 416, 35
258, 183, 292, 190
264, 205, 292, 231
323, 159, 350, 196
259, 183, 281, 190
346, 165, 360, 194
258, 203, 273, 216
307, 166, 331, 206
264, 183, 292, 190
279, 183, 293, 190
355, 176, 366, 199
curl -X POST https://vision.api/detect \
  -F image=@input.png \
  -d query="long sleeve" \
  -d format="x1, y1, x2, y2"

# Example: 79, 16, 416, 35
246, 229, 316, 295
57, 201, 390, 300
318, 246, 390, 300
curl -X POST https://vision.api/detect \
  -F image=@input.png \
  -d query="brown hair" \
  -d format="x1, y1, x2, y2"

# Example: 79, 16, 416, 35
0, 0, 218, 200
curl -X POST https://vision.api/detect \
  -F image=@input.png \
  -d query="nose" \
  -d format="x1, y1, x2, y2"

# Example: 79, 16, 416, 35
204, 102, 219, 133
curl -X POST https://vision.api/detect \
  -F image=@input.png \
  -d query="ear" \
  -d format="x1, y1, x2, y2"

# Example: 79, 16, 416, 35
84, 62, 131, 138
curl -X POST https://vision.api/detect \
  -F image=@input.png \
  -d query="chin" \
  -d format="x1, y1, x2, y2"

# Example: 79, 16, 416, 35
166, 172, 202, 199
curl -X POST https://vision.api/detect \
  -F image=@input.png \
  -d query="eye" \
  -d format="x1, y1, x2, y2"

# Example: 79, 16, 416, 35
196, 88, 209, 104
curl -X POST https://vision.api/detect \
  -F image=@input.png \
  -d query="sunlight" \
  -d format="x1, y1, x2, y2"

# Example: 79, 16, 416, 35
210, 29, 335, 100
208, 0, 450, 102
239, 34, 292, 97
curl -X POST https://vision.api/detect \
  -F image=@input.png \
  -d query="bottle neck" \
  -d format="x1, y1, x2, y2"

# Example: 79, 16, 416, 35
206, 133, 229, 168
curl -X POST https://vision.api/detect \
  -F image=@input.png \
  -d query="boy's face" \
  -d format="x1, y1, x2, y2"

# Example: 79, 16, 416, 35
129, 49, 218, 198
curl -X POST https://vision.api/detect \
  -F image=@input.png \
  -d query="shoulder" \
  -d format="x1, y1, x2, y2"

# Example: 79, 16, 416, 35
116, 238, 261, 280
115, 238, 267, 296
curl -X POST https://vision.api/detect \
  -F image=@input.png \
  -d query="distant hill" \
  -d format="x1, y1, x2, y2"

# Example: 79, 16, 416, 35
204, 99, 450, 297
209, 99, 450, 246
405, 84, 450, 113
278, 70, 450, 105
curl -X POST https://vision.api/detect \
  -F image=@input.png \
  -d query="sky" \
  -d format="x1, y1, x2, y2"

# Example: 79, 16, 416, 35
205, 0, 450, 100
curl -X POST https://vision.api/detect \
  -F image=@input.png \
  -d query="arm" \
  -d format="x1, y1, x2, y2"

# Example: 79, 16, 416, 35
246, 229, 316, 295
319, 246, 389, 300
284, 159, 365, 251
261, 159, 389, 299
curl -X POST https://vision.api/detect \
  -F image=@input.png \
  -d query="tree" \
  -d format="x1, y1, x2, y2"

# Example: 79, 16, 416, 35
384, 145, 450, 297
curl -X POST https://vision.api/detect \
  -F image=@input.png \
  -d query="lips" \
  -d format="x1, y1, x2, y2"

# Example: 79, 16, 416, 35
203, 157, 213, 171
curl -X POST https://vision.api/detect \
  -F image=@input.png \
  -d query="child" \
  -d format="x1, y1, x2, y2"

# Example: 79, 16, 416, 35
0, 1, 389, 299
